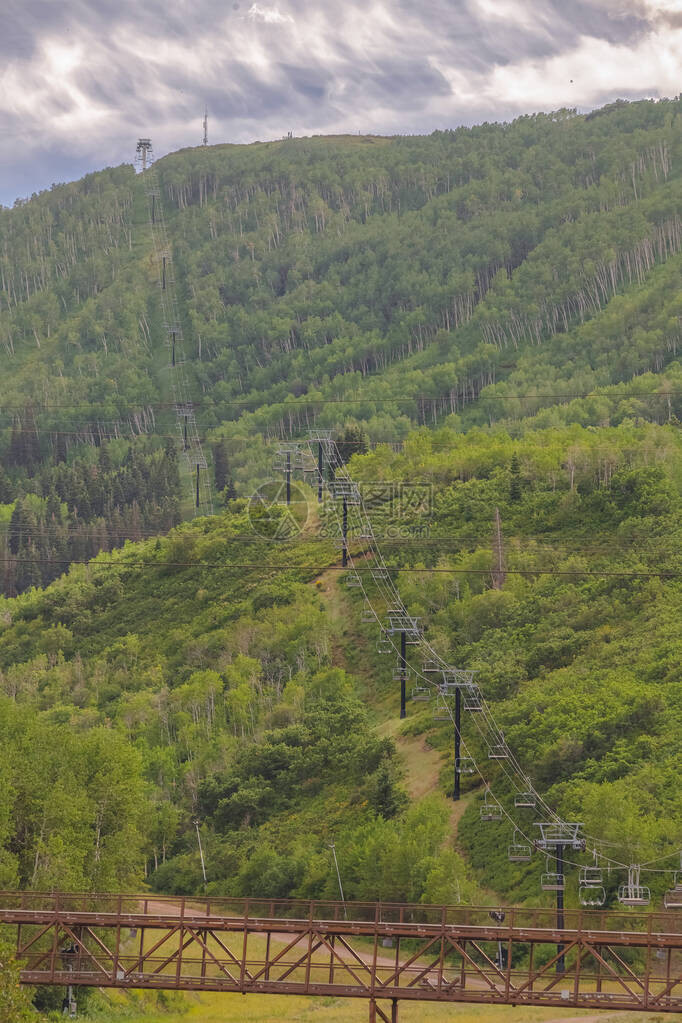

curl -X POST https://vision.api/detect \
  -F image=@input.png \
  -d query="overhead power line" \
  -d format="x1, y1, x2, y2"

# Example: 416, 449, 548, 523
0, 388, 680, 414
1, 557, 679, 580
3, 526, 680, 558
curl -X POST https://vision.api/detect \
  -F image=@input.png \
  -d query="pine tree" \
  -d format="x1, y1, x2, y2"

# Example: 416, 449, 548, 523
212, 441, 230, 491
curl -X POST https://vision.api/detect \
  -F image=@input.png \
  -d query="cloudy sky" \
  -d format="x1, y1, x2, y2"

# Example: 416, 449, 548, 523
1, 0, 681, 206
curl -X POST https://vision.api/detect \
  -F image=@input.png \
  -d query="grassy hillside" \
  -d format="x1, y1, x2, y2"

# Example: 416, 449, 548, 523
0, 417, 679, 909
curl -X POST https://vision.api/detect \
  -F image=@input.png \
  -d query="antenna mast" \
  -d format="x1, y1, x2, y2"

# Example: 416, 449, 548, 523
202, 106, 208, 146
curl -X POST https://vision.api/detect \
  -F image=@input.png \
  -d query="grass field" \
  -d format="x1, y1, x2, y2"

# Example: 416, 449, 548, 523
98, 987, 672, 1023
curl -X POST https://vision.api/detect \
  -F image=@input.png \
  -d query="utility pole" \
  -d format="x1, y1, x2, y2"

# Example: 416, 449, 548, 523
556, 843, 565, 972
453, 685, 461, 801
400, 630, 407, 719
196, 464, 200, 508
534, 823, 583, 977
317, 441, 324, 503
342, 497, 348, 567
192, 817, 207, 885
203, 106, 208, 146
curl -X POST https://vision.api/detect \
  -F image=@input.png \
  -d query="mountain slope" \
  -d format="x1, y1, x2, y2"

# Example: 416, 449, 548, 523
0, 100, 680, 917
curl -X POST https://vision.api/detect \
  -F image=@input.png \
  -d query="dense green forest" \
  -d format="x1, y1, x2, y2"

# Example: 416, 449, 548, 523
2, 99, 682, 593
0, 418, 679, 909
0, 98, 681, 960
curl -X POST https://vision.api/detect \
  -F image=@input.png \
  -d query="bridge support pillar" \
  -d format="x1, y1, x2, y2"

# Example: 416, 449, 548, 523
369, 998, 398, 1022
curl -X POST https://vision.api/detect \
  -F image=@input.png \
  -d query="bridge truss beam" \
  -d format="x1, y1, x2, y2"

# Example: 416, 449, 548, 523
2, 893, 682, 1015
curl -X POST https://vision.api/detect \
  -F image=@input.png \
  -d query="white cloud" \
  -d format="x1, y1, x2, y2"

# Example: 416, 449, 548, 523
247, 3, 294, 24
1, 0, 681, 204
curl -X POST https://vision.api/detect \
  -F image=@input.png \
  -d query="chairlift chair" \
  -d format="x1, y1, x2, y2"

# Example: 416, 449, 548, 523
422, 659, 441, 673
488, 742, 509, 759
514, 791, 536, 809
433, 694, 451, 722
541, 867, 565, 891
411, 684, 432, 702
508, 830, 532, 862
579, 866, 604, 887
480, 790, 503, 822
372, 567, 390, 581
663, 876, 682, 909
579, 884, 606, 907
463, 685, 483, 712
618, 866, 651, 907
455, 756, 475, 774
345, 571, 362, 588
393, 663, 409, 681
377, 632, 392, 655
361, 607, 376, 624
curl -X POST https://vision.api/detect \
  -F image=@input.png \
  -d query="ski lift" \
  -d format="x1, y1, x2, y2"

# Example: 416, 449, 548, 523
393, 662, 409, 681
433, 693, 451, 722
345, 571, 361, 588
463, 684, 483, 711
579, 865, 604, 887
455, 756, 475, 774
579, 883, 606, 907
514, 791, 536, 809
534, 822, 585, 852
618, 866, 650, 907
663, 875, 682, 909
541, 858, 565, 891
372, 567, 389, 582
508, 830, 532, 862
361, 607, 376, 624
330, 480, 361, 504
411, 683, 432, 702
488, 738, 509, 759
480, 790, 503, 822
422, 659, 441, 673
377, 631, 392, 655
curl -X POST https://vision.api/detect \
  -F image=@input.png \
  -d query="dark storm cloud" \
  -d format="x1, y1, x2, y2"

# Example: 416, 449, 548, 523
0, 0, 679, 205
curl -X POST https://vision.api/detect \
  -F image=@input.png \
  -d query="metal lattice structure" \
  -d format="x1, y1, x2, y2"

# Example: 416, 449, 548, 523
136, 140, 213, 516
3, 892, 682, 1017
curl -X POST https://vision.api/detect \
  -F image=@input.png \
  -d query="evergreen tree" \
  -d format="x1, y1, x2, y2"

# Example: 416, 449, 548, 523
335, 423, 369, 465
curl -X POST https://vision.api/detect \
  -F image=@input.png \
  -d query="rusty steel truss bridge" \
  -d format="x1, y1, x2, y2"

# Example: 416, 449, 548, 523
2, 892, 682, 1019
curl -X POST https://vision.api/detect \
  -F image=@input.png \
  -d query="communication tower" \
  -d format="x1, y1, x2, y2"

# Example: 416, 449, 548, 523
203, 107, 208, 146
135, 138, 153, 171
